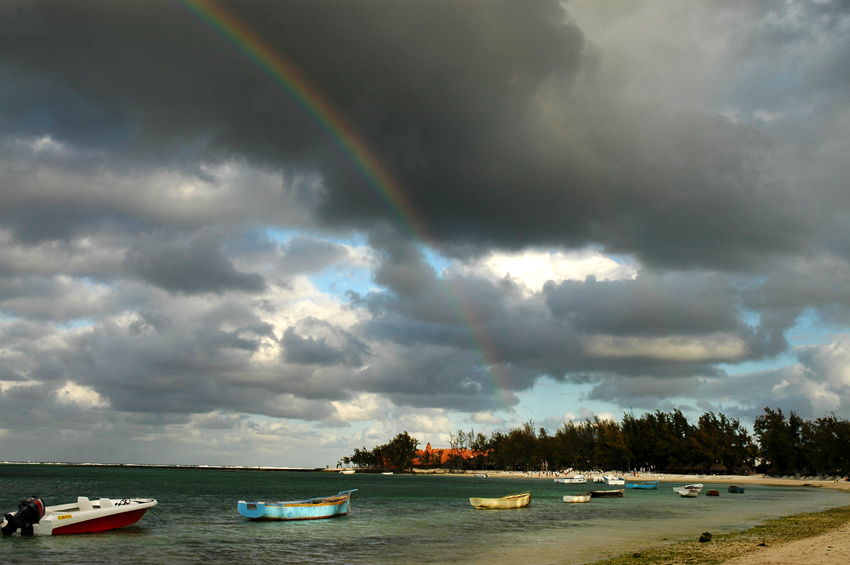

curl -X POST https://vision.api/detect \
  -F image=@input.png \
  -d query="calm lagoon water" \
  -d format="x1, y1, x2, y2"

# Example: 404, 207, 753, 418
2, 465, 849, 564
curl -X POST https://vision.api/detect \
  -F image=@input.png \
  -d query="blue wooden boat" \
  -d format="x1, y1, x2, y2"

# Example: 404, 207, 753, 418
727, 485, 745, 494
238, 490, 357, 521
625, 481, 658, 490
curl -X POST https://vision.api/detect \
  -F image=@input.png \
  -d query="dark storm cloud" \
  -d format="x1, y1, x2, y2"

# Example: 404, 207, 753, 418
124, 228, 265, 294
0, 0, 840, 270
3, 0, 850, 465
282, 320, 368, 367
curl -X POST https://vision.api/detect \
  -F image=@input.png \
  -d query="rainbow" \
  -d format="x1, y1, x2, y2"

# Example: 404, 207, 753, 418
177, 0, 515, 409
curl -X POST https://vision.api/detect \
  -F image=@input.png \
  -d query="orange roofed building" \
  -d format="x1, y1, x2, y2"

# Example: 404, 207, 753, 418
413, 442, 482, 467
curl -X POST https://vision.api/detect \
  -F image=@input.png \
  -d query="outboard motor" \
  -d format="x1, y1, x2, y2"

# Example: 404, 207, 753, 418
1, 497, 45, 536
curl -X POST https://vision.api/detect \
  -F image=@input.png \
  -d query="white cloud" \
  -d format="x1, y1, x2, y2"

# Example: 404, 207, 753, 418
449, 248, 637, 294
54, 381, 108, 409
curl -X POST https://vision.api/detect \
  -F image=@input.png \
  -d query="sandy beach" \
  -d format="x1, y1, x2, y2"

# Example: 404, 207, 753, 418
721, 521, 850, 565
580, 472, 850, 565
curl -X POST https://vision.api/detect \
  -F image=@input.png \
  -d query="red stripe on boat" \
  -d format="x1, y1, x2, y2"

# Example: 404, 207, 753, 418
51, 508, 149, 535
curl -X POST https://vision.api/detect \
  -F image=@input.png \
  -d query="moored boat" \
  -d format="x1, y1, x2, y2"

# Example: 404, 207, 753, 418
469, 492, 530, 509
238, 490, 357, 521
707, 489, 720, 496
589, 489, 625, 498
603, 475, 625, 485
554, 474, 587, 484
727, 485, 745, 494
672, 483, 703, 495
2, 496, 157, 536
625, 481, 658, 490
674, 487, 700, 497
563, 492, 592, 503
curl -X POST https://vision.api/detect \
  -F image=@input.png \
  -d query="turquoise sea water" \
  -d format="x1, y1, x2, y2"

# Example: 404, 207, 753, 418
2, 465, 849, 564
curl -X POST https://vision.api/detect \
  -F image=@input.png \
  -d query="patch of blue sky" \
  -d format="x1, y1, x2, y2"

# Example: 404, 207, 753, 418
311, 265, 374, 297
720, 307, 849, 377
785, 307, 845, 346
264, 228, 454, 297
512, 378, 617, 433
421, 245, 453, 277
264, 227, 302, 245
58, 318, 95, 330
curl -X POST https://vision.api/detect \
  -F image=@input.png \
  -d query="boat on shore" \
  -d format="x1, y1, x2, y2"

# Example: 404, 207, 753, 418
590, 489, 625, 498
2, 496, 157, 536
625, 481, 659, 490
469, 492, 530, 510
563, 492, 592, 503
728, 485, 745, 494
238, 490, 356, 521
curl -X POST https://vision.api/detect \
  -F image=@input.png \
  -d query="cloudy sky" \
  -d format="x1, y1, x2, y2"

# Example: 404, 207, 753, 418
2, 0, 850, 467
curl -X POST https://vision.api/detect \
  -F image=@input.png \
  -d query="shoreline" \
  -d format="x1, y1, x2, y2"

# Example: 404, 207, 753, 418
413, 468, 850, 488
444, 470, 850, 564
588, 502, 850, 565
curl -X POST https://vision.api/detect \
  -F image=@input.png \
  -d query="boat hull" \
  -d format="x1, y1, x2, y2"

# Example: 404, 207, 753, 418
238, 490, 356, 521
563, 492, 592, 503
625, 481, 658, 490
589, 489, 625, 498
2, 497, 157, 536
674, 487, 700, 497
469, 492, 530, 509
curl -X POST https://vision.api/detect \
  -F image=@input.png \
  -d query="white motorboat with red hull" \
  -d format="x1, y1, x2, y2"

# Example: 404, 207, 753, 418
2, 496, 157, 536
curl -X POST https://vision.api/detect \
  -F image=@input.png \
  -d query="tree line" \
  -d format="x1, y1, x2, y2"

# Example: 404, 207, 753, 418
338, 408, 850, 476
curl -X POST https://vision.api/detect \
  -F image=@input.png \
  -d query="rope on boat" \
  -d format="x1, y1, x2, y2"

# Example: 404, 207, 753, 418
148, 507, 167, 523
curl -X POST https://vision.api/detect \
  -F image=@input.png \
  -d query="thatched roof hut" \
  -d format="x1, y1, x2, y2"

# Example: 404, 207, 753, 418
708, 463, 728, 474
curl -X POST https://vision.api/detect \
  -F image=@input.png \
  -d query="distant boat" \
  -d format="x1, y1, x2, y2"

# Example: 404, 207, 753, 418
474, 474, 488, 478
340, 470, 355, 475
672, 483, 703, 495
469, 492, 530, 510
603, 475, 625, 485
590, 489, 625, 498
382, 472, 393, 475
727, 485, 745, 494
1, 496, 157, 536
674, 487, 700, 497
238, 490, 356, 521
563, 492, 592, 503
625, 481, 658, 490
707, 490, 720, 496
554, 475, 587, 484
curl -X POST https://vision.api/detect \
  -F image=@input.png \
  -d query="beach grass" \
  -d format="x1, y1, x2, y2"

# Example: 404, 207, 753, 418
589, 503, 850, 565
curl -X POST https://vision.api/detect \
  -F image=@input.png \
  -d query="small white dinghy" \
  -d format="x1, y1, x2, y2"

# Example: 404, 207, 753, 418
2, 496, 157, 536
